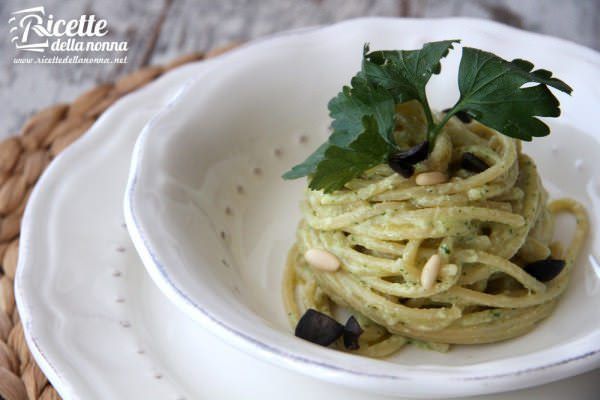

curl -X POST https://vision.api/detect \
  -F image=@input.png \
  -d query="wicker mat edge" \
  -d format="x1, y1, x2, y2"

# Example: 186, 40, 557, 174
0, 43, 237, 400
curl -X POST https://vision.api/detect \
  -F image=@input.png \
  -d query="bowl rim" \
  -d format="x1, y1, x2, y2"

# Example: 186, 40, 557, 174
124, 16, 600, 396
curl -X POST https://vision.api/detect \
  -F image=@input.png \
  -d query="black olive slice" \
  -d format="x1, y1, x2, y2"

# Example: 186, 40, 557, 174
387, 160, 414, 178
343, 316, 364, 350
389, 141, 429, 165
461, 152, 489, 173
523, 259, 566, 282
388, 141, 429, 178
295, 309, 344, 346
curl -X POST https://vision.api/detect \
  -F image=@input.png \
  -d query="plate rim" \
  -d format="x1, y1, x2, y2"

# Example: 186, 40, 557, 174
123, 16, 600, 396
13, 61, 215, 400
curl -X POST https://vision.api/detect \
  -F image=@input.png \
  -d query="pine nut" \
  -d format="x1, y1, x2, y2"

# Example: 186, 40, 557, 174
415, 171, 448, 186
441, 263, 458, 277
304, 249, 340, 272
421, 254, 442, 289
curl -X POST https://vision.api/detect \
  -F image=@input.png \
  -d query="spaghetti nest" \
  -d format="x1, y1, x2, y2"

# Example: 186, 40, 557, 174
283, 102, 588, 357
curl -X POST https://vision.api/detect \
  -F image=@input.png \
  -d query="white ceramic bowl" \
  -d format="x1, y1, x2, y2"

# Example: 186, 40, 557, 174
124, 18, 600, 398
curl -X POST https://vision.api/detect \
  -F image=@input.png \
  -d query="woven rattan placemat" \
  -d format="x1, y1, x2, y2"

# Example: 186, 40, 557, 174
0, 44, 236, 400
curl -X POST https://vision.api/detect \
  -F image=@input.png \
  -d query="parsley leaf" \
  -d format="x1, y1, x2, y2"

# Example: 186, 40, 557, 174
445, 47, 572, 141
328, 73, 396, 146
281, 142, 328, 179
308, 115, 391, 192
283, 41, 456, 186
282, 74, 394, 180
363, 40, 459, 136
363, 40, 459, 104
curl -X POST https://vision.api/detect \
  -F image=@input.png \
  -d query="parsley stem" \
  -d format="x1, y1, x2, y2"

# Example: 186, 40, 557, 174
418, 89, 438, 152
427, 108, 456, 152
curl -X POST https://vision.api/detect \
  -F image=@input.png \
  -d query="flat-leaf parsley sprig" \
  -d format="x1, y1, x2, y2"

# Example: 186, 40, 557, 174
283, 41, 572, 193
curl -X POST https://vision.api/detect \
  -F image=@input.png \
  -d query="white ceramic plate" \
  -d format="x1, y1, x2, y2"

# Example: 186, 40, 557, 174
125, 18, 600, 398
13, 18, 599, 400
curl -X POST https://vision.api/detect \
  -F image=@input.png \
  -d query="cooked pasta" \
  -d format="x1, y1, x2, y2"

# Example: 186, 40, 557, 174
283, 102, 588, 357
